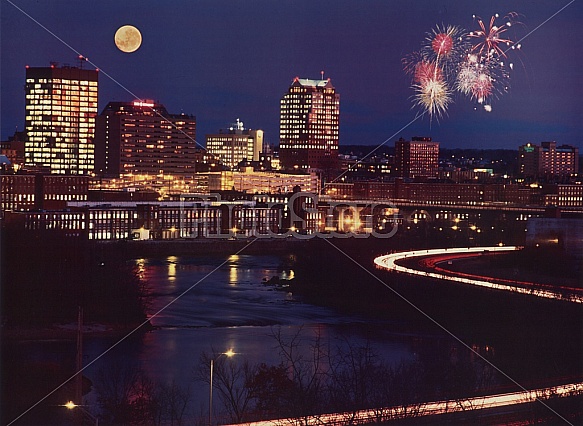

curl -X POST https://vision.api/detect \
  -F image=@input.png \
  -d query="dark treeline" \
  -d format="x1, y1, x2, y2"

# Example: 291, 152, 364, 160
89, 326, 498, 425
1, 229, 148, 327
191, 326, 499, 424
1, 229, 150, 425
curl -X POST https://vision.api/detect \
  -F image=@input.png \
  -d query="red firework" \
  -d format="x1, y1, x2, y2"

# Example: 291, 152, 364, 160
469, 14, 514, 58
414, 61, 443, 84
471, 73, 493, 102
432, 32, 454, 56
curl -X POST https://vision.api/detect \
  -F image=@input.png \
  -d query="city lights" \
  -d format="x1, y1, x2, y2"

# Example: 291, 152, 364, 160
2, 3, 582, 425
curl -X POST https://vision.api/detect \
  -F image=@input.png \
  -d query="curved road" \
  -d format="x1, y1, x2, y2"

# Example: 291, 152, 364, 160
228, 246, 583, 425
373, 246, 583, 304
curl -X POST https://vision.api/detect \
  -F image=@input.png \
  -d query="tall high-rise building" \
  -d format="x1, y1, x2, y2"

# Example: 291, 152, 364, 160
279, 77, 339, 172
519, 141, 579, 179
518, 142, 538, 177
205, 119, 263, 169
395, 137, 439, 179
95, 100, 199, 177
24, 63, 99, 174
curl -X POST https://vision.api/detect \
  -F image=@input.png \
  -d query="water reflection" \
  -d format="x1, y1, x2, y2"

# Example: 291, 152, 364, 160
135, 258, 146, 280
126, 255, 423, 411
8, 255, 498, 424
167, 256, 177, 284
228, 254, 239, 285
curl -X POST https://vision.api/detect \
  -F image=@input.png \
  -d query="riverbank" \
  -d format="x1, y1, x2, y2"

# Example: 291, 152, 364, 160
2, 321, 152, 341
92, 237, 312, 260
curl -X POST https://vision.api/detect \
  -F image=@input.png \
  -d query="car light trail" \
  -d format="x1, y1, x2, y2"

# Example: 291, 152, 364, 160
223, 246, 583, 426
225, 381, 583, 425
373, 246, 583, 304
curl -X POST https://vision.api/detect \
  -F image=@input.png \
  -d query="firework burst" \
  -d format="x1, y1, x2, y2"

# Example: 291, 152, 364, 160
422, 25, 469, 79
456, 51, 511, 104
403, 12, 521, 118
469, 13, 518, 59
414, 61, 443, 84
456, 57, 479, 96
414, 77, 452, 119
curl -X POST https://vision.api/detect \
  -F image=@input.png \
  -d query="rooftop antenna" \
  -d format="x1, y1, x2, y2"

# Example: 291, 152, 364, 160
77, 55, 88, 69
321, 70, 324, 80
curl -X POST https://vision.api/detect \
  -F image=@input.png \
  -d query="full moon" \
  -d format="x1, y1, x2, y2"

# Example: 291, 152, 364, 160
114, 25, 142, 53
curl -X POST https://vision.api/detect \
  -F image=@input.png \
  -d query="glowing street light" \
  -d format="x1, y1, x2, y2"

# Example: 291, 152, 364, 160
210, 349, 235, 425
64, 401, 98, 425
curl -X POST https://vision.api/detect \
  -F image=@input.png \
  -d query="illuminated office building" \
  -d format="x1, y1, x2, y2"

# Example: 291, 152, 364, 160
205, 119, 263, 169
279, 77, 339, 172
394, 137, 439, 179
95, 100, 199, 177
24, 63, 99, 174
519, 142, 579, 179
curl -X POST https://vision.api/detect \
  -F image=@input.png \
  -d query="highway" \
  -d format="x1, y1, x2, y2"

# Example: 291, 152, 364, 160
225, 382, 583, 425
373, 246, 583, 304
224, 246, 583, 425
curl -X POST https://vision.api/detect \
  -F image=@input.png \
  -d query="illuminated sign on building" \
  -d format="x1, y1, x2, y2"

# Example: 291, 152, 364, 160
132, 101, 155, 108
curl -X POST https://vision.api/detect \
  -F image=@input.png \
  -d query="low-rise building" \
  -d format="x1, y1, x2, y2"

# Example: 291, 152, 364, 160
1, 174, 88, 213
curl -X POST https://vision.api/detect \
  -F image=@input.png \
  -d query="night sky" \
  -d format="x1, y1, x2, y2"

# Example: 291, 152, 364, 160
1, 0, 582, 150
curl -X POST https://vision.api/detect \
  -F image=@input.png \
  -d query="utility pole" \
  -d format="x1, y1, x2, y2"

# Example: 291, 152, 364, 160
75, 306, 83, 406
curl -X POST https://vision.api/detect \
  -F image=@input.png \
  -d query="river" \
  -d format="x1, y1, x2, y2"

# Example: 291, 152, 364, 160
6, 253, 493, 424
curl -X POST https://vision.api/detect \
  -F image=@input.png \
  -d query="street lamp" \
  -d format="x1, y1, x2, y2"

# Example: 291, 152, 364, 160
209, 349, 235, 425
64, 401, 98, 426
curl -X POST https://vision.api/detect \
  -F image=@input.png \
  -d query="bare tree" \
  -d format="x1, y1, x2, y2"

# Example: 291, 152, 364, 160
270, 325, 328, 420
96, 363, 192, 425
325, 337, 402, 422
246, 362, 295, 419
154, 380, 191, 426
194, 350, 255, 424
95, 363, 155, 424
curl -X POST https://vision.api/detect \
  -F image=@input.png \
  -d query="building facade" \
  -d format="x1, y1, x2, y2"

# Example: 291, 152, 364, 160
1, 131, 26, 170
24, 63, 99, 174
519, 141, 579, 179
94, 100, 199, 177
557, 184, 583, 208
1, 174, 88, 214
394, 137, 439, 179
207, 169, 320, 194
279, 77, 339, 172
323, 181, 548, 207
205, 119, 263, 169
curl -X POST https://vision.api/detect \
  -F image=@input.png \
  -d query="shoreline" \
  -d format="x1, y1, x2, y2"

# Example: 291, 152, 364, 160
2, 321, 152, 342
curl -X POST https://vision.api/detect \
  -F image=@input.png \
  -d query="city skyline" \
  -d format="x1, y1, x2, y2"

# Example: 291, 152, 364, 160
1, 0, 583, 151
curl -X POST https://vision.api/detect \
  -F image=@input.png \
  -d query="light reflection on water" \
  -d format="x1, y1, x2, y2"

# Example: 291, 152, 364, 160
123, 255, 418, 410
167, 255, 177, 283
12, 254, 452, 420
